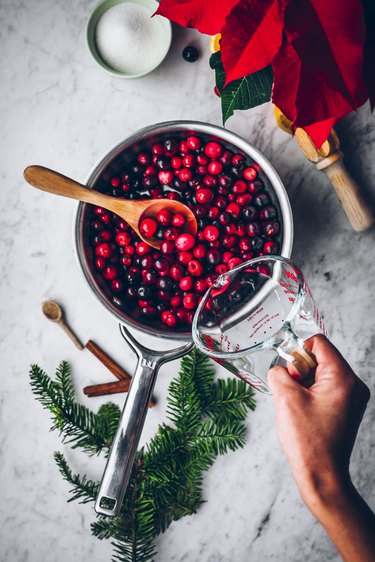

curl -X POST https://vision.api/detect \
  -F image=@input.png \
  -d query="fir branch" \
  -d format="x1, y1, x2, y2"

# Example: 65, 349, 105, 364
54, 451, 98, 504
204, 378, 256, 422
29, 363, 118, 455
193, 418, 247, 455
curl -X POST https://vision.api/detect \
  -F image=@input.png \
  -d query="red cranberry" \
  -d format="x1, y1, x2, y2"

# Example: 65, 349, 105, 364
179, 168, 193, 182
226, 202, 241, 218
187, 136, 201, 150
136, 241, 152, 255
179, 139, 190, 154
206, 249, 221, 265
193, 205, 207, 218
95, 243, 113, 258
140, 255, 154, 269
164, 227, 179, 241
158, 290, 172, 302
100, 230, 112, 242
233, 180, 247, 194
239, 237, 252, 252
215, 264, 228, 274
157, 208, 173, 225
204, 141, 223, 159
203, 225, 220, 242
121, 254, 132, 266
137, 152, 150, 165
160, 240, 175, 254
93, 206, 107, 216
95, 257, 106, 270
111, 279, 123, 293
154, 257, 169, 271
196, 165, 208, 175
210, 240, 220, 248
194, 278, 207, 293
125, 245, 135, 255
170, 295, 181, 307
178, 251, 193, 264
263, 240, 279, 254
202, 174, 218, 188
196, 154, 208, 165
152, 143, 164, 156
171, 213, 185, 228
215, 196, 227, 208
222, 251, 234, 264
193, 244, 206, 259
139, 218, 157, 238
164, 311, 178, 327
219, 150, 232, 166
237, 194, 252, 206
208, 206, 219, 219
241, 252, 254, 261
150, 187, 162, 197
228, 257, 242, 269
183, 292, 197, 309
111, 176, 120, 187
243, 167, 257, 180
222, 234, 237, 249
176, 307, 188, 323
158, 170, 173, 185
171, 156, 182, 169
141, 305, 158, 318
232, 154, 245, 167
263, 220, 280, 237
208, 161, 223, 175
144, 165, 157, 176
175, 233, 195, 251
170, 263, 184, 281
167, 192, 181, 200
246, 222, 261, 237
188, 259, 203, 276
196, 188, 214, 204
182, 154, 195, 168
103, 265, 118, 280
225, 224, 236, 235
180, 276, 193, 290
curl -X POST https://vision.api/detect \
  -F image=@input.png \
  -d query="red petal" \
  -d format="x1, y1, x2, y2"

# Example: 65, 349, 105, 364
271, 0, 368, 147
221, 0, 283, 85
155, 0, 239, 35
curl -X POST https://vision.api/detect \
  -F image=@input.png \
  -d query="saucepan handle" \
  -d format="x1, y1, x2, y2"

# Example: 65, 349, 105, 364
95, 355, 160, 517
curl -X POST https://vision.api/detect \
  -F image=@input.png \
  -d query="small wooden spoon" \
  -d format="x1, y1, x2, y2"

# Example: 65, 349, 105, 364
42, 300, 84, 349
24, 165, 198, 249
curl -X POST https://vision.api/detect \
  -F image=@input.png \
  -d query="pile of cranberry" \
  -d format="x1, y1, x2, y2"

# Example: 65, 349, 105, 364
88, 134, 281, 330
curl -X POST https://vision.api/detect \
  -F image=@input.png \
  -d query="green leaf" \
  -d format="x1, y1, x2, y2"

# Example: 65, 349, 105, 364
210, 51, 273, 124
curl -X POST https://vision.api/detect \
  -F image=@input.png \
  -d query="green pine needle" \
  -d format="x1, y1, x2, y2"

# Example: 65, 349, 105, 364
30, 348, 256, 562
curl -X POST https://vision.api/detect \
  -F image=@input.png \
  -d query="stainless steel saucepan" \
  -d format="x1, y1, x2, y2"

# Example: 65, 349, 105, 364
74, 121, 294, 516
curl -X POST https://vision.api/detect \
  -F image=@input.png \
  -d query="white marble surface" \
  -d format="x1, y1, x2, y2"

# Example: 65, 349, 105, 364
1, 1, 375, 560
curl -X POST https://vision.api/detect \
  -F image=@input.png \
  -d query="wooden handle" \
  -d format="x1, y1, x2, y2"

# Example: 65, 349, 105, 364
58, 320, 83, 350
83, 380, 131, 397
23, 165, 122, 214
318, 157, 374, 232
85, 340, 131, 382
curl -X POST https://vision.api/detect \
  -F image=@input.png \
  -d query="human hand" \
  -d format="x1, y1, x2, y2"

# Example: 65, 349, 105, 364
267, 334, 370, 510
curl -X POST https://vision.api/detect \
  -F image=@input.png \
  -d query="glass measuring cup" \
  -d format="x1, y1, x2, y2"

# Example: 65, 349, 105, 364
192, 256, 325, 394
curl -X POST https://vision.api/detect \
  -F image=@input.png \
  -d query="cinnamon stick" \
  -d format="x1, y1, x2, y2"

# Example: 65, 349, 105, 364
85, 340, 131, 382
83, 380, 155, 408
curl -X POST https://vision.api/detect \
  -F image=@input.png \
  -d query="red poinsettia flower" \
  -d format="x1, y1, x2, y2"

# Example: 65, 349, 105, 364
156, 0, 374, 147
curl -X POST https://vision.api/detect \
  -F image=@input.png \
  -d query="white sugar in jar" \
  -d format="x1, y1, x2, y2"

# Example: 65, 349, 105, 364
88, 0, 172, 78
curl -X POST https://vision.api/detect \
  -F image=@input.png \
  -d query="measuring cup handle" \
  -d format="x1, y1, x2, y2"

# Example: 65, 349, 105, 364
276, 328, 318, 387
95, 356, 160, 517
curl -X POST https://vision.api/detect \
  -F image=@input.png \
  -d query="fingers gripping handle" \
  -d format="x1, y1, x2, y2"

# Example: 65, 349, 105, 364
95, 356, 160, 517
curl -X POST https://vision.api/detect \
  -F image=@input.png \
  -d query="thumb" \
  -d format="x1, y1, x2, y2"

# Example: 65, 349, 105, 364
267, 365, 301, 396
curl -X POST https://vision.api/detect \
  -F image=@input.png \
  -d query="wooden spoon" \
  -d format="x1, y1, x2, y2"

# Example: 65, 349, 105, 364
24, 165, 198, 249
42, 300, 84, 349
